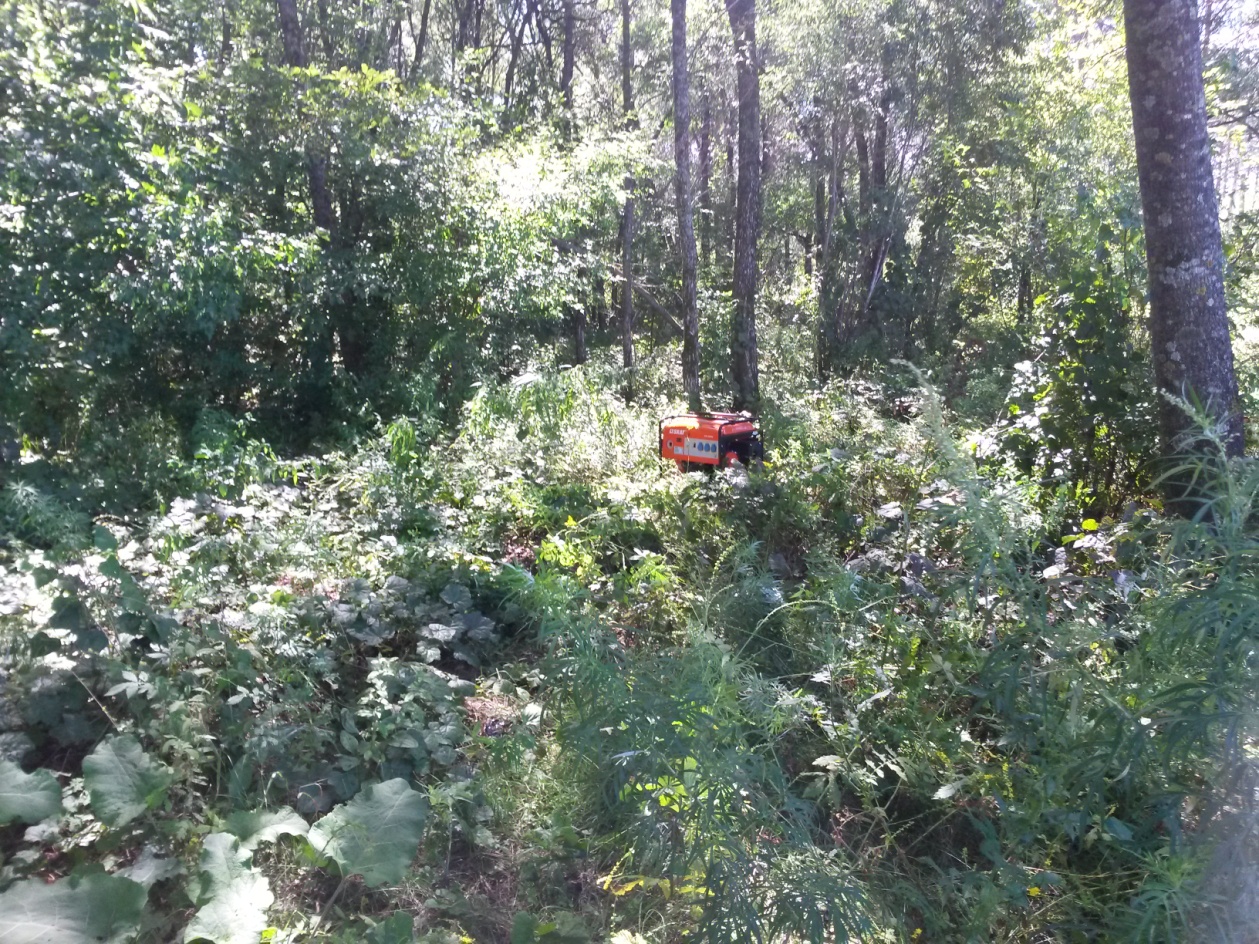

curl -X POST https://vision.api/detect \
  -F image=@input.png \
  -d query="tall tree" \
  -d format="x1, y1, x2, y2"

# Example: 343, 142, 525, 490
698, 98, 713, 267
619, 0, 636, 394
671, 0, 701, 411
560, 0, 576, 139
725, 0, 760, 411
1123, 0, 1243, 477
275, 0, 335, 234
408, 0, 431, 81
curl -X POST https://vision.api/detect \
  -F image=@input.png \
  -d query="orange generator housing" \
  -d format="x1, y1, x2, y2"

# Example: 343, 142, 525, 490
659, 413, 763, 471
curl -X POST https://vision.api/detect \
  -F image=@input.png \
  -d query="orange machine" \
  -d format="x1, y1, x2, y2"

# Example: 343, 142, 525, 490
659, 413, 763, 471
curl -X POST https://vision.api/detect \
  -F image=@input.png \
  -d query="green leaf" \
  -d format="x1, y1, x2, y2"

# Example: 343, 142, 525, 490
1104, 816, 1133, 842
0, 759, 62, 824
118, 844, 185, 888
83, 735, 174, 827
184, 833, 274, 944
366, 912, 415, 944
0, 872, 146, 944
309, 779, 427, 887
1081, 518, 1099, 531
511, 913, 539, 944
224, 806, 309, 853
93, 525, 118, 552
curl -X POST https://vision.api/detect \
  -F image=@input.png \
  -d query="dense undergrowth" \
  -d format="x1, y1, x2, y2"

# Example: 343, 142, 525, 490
0, 349, 1256, 943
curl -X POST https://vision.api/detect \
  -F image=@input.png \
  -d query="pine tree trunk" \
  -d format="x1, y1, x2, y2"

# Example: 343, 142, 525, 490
410, 0, 431, 80
560, 0, 575, 139
1123, 0, 1243, 480
724, 0, 760, 412
698, 100, 713, 268
573, 304, 587, 364
619, 0, 636, 396
671, 0, 701, 412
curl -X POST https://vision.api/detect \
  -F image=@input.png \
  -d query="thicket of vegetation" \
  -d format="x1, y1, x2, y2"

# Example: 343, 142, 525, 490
1, 0, 1258, 941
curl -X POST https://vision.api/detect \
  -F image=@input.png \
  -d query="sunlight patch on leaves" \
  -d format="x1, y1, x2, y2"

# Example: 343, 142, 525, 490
184, 833, 274, 944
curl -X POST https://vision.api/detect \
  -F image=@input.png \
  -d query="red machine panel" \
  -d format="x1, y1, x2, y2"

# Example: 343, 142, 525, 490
659, 413, 762, 470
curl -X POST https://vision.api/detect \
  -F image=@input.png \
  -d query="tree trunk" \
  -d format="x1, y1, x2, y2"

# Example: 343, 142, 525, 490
620, 201, 635, 371
620, 0, 633, 127
811, 98, 826, 277
560, 0, 575, 138
671, 0, 701, 411
725, 0, 760, 412
504, 1, 532, 105
1123, 0, 1243, 485
315, 0, 335, 63
854, 122, 870, 219
276, 0, 344, 408
276, 0, 305, 66
593, 274, 608, 331
410, 0, 431, 81
726, 108, 736, 259
573, 304, 587, 364
817, 118, 845, 378
698, 99, 713, 267
276, 0, 335, 236
619, 0, 636, 395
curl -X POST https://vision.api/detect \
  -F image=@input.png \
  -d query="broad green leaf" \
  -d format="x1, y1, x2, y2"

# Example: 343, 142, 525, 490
0, 759, 62, 824
93, 525, 118, 552
224, 806, 309, 853
118, 844, 185, 888
511, 913, 539, 944
309, 778, 427, 887
366, 912, 415, 944
83, 735, 174, 827
0, 872, 146, 944
1103, 816, 1133, 842
184, 833, 274, 944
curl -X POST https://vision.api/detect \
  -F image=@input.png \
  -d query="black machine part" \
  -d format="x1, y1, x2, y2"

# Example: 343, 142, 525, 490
718, 430, 764, 465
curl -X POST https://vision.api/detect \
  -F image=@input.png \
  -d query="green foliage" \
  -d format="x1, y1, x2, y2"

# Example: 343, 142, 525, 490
185, 833, 275, 944
1001, 217, 1155, 509
0, 759, 62, 825
309, 779, 428, 887
0, 871, 147, 944
0, 0, 1256, 938
83, 735, 175, 828
224, 806, 310, 853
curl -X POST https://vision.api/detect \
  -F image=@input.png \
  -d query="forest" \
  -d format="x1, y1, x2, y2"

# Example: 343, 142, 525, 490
1, 0, 1258, 940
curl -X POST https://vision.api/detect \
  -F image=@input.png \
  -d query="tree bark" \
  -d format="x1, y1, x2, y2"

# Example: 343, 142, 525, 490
619, 0, 636, 395
410, 0, 432, 81
1123, 0, 1243, 481
725, 0, 760, 412
573, 304, 587, 364
276, 0, 304, 66
504, 0, 532, 105
560, 0, 575, 139
698, 99, 713, 267
671, 0, 701, 411
276, 0, 335, 234
810, 97, 826, 277
817, 118, 846, 377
